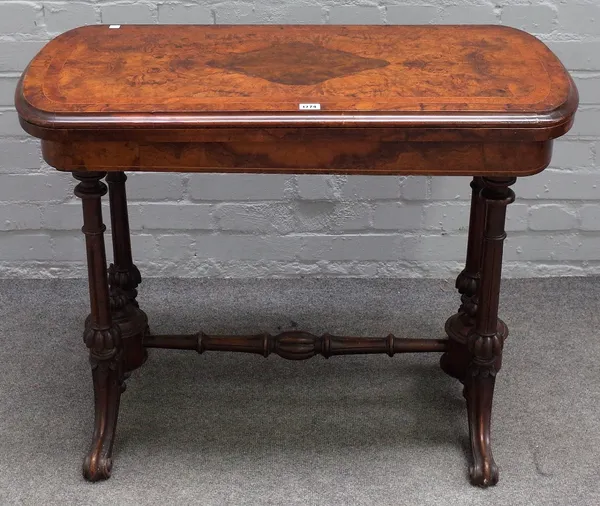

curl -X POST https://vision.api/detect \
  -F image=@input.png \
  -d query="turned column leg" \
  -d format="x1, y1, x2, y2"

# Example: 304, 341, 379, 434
465, 177, 515, 487
442, 177, 486, 380
75, 172, 123, 482
106, 172, 148, 372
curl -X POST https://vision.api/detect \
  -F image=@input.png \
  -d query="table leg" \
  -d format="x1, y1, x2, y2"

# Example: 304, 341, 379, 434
106, 172, 148, 372
441, 177, 486, 380
465, 177, 515, 487
74, 172, 123, 482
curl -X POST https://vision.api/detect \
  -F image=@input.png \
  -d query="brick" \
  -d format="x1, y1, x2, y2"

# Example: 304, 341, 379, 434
261, 5, 324, 24
572, 75, 600, 104
515, 171, 600, 200
505, 235, 600, 262
0, 77, 19, 107
595, 141, 600, 166
401, 176, 429, 200
550, 140, 593, 169
386, 6, 441, 24
528, 205, 578, 231
130, 234, 159, 260
402, 234, 468, 262
342, 176, 399, 200
129, 203, 214, 231
127, 173, 184, 201
568, 109, 600, 137
548, 41, 600, 71
0, 41, 47, 72
52, 235, 85, 261
214, 203, 294, 233
0, 204, 43, 231
559, 4, 600, 36
294, 201, 337, 232
214, 2, 257, 24
332, 203, 371, 231
372, 203, 423, 230
0, 139, 41, 173
192, 234, 302, 261
297, 175, 336, 200
0, 174, 70, 202
430, 176, 472, 200
506, 204, 529, 232
580, 205, 600, 231
101, 3, 155, 24
298, 234, 401, 261
0, 2, 39, 34
189, 174, 289, 201
0, 111, 26, 137
501, 5, 555, 33
292, 201, 373, 233
44, 2, 97, 33
156, 234, 193, 261
158, 4, 212, 24
441, 6, 497, 24
329, 6, 382, 24
0, 233, 53, 260
423, 203, 470, 232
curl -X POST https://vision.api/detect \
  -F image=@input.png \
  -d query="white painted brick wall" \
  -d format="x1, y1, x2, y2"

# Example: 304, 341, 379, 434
1, 0, 599, 279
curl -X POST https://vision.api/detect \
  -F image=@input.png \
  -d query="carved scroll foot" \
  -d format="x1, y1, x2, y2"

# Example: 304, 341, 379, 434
82, 328, 123, 482
465, 372, 499, 487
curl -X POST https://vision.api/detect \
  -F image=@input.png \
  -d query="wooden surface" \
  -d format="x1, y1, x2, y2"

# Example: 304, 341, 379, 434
17, 24, 577, 135
41, 138, 553, 175
15, 24, 577, 175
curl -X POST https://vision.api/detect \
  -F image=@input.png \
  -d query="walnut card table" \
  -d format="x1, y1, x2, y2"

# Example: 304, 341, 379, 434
15, 25, 577, 487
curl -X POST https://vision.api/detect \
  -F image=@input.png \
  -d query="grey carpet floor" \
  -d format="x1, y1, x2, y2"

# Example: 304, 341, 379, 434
0, 277, 599, 505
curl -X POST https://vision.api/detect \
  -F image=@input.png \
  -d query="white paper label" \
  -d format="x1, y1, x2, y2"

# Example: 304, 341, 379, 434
299, 103, 321, 110
109, 25, 121, 29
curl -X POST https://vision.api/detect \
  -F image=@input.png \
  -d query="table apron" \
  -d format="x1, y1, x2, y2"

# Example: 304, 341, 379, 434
42, 139, 552, 176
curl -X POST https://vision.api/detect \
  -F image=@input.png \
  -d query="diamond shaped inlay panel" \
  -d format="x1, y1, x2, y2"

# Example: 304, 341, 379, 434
206, 41, 390, 86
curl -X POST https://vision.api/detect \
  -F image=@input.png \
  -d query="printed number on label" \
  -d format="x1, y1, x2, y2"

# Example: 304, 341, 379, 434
299, 104, 321, 110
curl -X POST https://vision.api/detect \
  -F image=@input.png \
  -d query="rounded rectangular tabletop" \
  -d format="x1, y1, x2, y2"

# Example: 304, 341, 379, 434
16, 24, 577, 137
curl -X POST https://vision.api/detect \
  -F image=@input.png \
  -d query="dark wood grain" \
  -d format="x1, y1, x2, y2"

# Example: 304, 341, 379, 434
16, 24, 577, 175
40, 138, 553, 175
145, 332, 449, 359
106, 172, 148, 373
16, 24, 576, 137
73, 172, 123, 482
464, 177, 515, 487
442, 177, 487, 381
205, 41, 390, 85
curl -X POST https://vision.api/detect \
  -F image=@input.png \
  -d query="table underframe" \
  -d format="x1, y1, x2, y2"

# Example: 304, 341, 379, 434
73, 171, 515, 488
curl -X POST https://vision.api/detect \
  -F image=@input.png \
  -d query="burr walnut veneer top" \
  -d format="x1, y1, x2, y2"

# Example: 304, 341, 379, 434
16, 24, 576, 137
